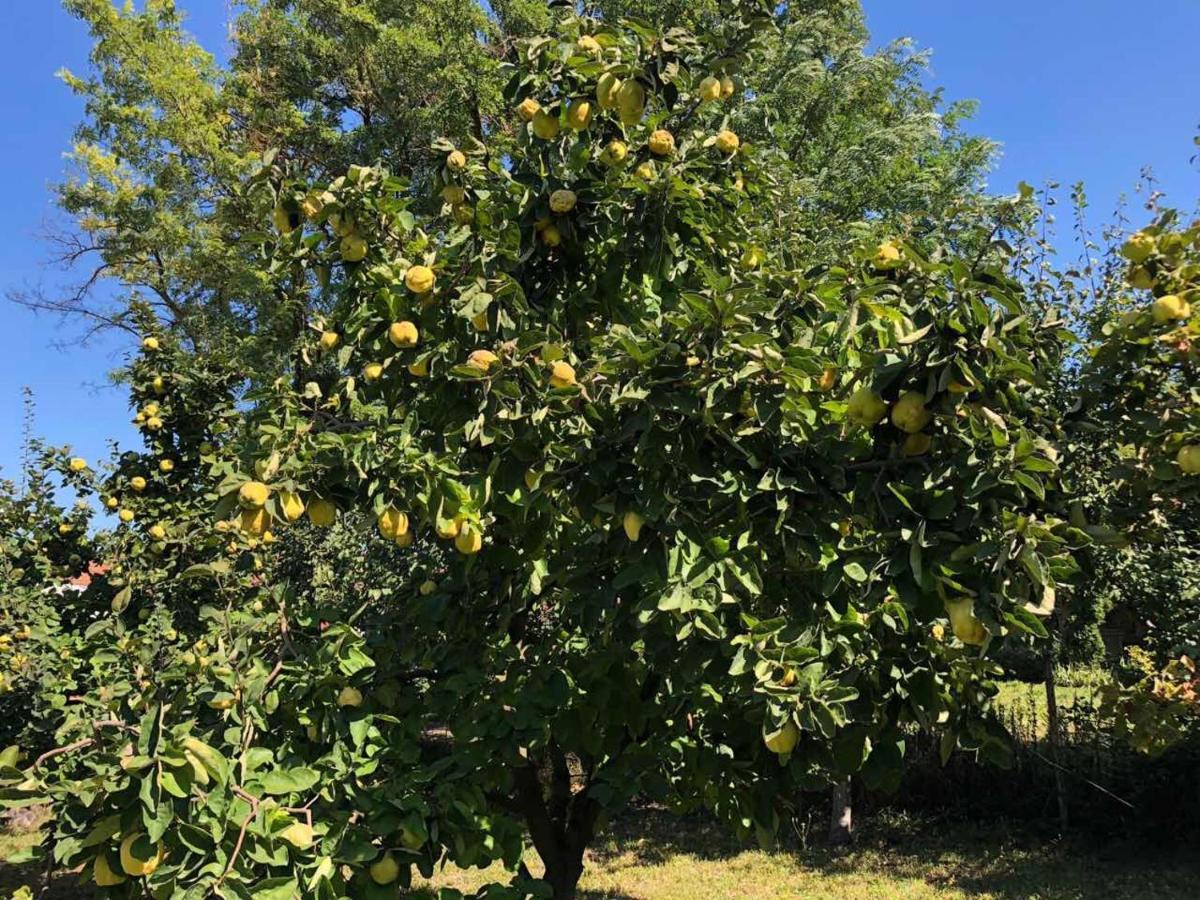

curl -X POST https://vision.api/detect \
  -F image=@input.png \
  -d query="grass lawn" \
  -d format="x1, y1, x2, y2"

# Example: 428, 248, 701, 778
993, 673, 1109, 741
405, 808, 1196, 899
7, 805, 1188, 899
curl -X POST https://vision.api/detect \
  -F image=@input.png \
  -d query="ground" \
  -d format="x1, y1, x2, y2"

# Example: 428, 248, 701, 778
4, 806, 1195, 899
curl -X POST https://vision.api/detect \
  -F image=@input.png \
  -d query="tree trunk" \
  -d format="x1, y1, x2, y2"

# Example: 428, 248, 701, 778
1044, 651, 1069, 833
828, 777, 853, 845
511, 754, 596, 900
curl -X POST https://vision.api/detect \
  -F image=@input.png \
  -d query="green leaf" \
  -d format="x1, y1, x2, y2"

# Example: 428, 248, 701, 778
259, 767, 320, 796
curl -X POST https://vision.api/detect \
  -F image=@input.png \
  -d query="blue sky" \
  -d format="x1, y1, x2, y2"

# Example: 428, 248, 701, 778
1, 1, 1198, 482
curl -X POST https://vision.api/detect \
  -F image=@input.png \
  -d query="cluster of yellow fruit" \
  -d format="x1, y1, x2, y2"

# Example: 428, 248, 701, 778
516, 53, 740, 184
131, 398, 165, 432
1121, 228, 1197, 325
1120, 228, 1198, 474
1122, 235, 1193, 323
845, 385, 934, 455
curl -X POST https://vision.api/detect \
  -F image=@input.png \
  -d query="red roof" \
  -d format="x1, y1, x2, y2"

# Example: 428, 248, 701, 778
68, 562, 111, 588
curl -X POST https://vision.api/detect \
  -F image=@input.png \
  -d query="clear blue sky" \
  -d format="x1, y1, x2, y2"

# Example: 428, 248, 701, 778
2, 1, 1198, 481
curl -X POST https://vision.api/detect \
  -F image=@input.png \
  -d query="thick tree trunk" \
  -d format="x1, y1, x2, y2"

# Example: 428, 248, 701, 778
828, 778, 853, 845
511, 752, 596, 900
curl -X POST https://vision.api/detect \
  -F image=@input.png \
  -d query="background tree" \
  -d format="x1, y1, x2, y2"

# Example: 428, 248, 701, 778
22, 0, 1004, 378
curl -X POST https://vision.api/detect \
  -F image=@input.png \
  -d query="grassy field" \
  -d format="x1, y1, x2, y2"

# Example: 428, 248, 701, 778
4, 806, 1196, 899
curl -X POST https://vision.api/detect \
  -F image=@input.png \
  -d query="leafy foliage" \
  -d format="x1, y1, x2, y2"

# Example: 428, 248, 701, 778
0, 6, 1087, 898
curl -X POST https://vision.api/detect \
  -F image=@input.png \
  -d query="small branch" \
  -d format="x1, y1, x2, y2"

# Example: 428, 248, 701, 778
33, 739, 95, 769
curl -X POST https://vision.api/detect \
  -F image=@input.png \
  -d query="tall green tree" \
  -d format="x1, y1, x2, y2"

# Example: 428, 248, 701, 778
8, 7, 1079, 899
21, 0, 1002, 377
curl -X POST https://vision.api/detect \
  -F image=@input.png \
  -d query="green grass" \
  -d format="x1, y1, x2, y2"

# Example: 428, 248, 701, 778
993, 674, 1110, 740
4, 806, 1195, 899
403, 808, 1197, 899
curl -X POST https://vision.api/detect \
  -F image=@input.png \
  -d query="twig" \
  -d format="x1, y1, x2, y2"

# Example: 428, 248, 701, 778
33, 739, 95, 769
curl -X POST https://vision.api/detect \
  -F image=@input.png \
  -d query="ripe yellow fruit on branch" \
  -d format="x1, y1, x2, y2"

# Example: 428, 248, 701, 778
239, 481, 269, 508
388, 320, 420, 347
337, 686, 363, 707
405, 265, 435, 294
437, 518, 462, 539
69, 457, 87, 472
550, 189, 577, 213
548, 361, 577, 388
1152, 294, 1191, 323
279, 491, 305, 522
119, 509, 134, 523
634, 161, 656, 180
370, 852, 401, 885
119, 833, 164, 877
1178, 445, 1200, 474
565, 99, 592, 131
467, 349, 499, 371
1128, 266, 1155, 290
159, 459, 174, 473
944, 597, 988, 646
697, 75, 721, 102
363, 362, 384, 382
148, 524, 167, 541
714, 130, 740, 154
720, 74, 735, 99
616, 81, 645, 125
446, 150, 467, 171
600, 139, 628, 166
105, 496, 119, 509
648, 130, 675, 156
739, 245, 764, 269
241, 507, 268, 537
532, 109, 561, 140
874, 240, 902, 269
576, 34, 601, 56
891, 391, 932, 434
142, 336, 159, 351
596, 72, 621, 109
1121, 230, 1155, 263
145, 415, 164, 431
377, 508, 410, 540
455, 526, 483, 555
151, 375, 166, 393
764, 720, 800, 755
846, 388, 887, 427
307, 499, 337, 527
340, 233, 368, 262
623, 511, 645, 542
94, 855, 126, 886
516, 97, 541, 122
319, 331, 340, 351
131, 476, 147, 492
903, 432, 933, 457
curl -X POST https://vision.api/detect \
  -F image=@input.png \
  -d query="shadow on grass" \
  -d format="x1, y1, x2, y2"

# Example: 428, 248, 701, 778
6, 807, 1198, 900
585, 805, 1200, 899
